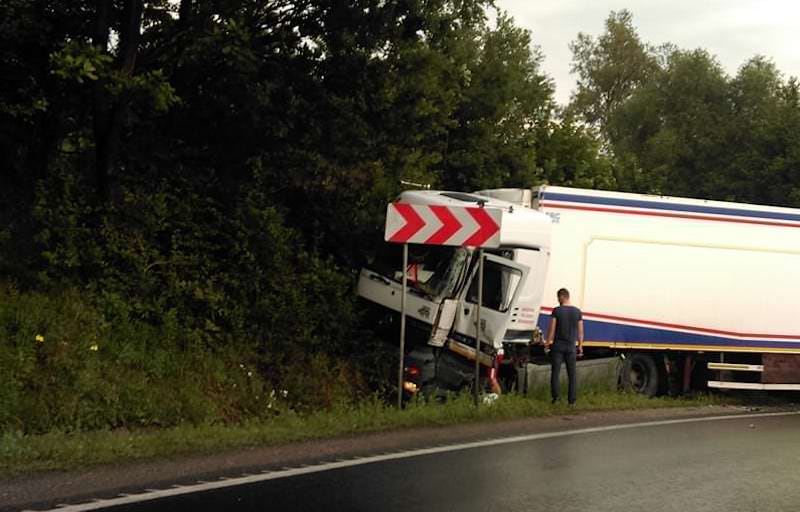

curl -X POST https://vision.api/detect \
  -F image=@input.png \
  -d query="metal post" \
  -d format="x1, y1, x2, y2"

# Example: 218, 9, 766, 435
398, 243, 408, 408
473, 248, 484, 406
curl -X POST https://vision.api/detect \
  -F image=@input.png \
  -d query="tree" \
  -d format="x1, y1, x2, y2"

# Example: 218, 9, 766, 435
609, 49, 730, 196
725, 57, 787, 204
440, 11, 554, 191
568, 10, 659, 144
535, 116, 616, 190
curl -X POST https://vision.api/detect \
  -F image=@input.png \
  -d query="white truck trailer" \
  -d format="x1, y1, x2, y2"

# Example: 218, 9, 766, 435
483, 186, 800, 394
358, 187, 800, 397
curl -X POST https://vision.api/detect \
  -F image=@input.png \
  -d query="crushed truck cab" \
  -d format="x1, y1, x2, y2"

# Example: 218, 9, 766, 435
357, 191, 552, 397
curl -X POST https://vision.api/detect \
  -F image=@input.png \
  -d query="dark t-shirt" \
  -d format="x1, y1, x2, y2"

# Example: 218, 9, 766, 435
551, 305, 582, 349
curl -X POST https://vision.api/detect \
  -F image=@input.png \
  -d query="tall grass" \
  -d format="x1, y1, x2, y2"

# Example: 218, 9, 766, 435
0, 284, 364, 434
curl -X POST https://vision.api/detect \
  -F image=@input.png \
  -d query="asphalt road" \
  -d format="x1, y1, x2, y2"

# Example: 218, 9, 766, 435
85, 412, 800, 512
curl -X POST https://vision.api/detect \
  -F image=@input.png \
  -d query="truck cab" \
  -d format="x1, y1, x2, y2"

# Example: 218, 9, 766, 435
357, 191, 552, 397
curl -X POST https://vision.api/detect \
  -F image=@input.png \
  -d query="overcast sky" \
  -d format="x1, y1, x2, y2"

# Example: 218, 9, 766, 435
496, 0, 800, 105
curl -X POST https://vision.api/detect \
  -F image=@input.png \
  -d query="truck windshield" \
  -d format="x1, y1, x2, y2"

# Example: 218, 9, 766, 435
369, 243, 470, 301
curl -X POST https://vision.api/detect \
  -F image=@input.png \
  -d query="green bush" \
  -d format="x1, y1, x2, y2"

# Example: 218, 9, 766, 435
2, 169, 377, 434
0, 282, 365, 434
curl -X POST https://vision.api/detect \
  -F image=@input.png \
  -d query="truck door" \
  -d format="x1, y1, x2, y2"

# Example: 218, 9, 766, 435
452, 253, 530, 352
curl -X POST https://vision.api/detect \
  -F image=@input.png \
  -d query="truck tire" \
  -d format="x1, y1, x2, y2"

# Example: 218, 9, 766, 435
621, 353, 660, 397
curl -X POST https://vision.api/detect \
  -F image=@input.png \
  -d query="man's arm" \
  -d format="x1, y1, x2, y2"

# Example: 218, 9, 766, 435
577, 320, 584, 356
546, 318, 556, 352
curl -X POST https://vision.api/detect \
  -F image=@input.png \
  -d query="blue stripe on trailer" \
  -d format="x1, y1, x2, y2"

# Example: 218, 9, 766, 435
540, 192, 800, 223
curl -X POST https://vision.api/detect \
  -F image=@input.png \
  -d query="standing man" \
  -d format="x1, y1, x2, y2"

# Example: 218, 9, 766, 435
545, 288, 584, 405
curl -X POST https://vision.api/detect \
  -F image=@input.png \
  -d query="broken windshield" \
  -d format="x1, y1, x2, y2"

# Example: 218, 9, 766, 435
369, 243, 471, 301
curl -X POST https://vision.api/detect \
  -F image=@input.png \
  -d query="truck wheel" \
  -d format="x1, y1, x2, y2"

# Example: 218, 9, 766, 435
621, 353, 660, 397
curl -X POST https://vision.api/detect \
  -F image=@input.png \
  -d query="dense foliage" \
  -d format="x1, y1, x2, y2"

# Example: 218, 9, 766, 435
1, 3, 797, 433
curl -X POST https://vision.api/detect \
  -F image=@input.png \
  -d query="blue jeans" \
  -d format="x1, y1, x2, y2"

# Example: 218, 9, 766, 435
550, 344, 577, 404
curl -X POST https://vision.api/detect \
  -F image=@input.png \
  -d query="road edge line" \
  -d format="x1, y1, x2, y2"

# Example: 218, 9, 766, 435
30, 410, 800, 512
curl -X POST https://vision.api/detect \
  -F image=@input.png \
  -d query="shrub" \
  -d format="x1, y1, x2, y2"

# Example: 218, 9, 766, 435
0, 283, 357, 434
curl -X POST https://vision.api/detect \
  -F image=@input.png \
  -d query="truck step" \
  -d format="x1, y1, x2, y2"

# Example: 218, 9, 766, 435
707, 362, 763, 372
707, 381, 800, 391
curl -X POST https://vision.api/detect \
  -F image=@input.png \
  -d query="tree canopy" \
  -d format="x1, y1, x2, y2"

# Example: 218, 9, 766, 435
569, 9, 800, 206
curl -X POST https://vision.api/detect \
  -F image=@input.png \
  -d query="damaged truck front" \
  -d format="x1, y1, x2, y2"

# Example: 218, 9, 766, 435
358, 191, 552, 399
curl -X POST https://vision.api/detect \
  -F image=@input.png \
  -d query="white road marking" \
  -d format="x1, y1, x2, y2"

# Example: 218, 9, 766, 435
27, 411, 800, 512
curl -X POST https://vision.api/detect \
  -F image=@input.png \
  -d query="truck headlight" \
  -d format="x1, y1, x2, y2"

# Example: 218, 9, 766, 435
402, 381, 419, 393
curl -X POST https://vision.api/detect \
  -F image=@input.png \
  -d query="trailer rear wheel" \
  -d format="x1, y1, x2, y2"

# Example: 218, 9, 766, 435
621, 353, 660, 397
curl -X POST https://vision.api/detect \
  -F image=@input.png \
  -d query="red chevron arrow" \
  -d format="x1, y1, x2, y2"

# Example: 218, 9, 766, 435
425, 205, 462, 244
387, 203, 426, 243
463, 207, 501, 247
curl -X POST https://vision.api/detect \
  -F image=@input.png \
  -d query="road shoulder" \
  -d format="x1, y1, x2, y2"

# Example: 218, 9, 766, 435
2, 404, 785, 511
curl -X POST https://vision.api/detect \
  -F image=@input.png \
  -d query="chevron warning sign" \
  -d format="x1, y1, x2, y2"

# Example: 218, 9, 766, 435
384, 203, 502, 248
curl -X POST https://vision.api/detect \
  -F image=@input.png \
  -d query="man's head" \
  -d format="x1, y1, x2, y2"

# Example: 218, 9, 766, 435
557, 288, 570, 305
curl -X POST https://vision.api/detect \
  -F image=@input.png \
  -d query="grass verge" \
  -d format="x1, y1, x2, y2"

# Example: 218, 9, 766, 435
0, 386, 730, 478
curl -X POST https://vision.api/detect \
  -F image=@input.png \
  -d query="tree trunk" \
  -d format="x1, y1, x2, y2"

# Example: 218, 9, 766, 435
178, 0, 192, 29
91, 0, 143, 202
92, 0, 112, 201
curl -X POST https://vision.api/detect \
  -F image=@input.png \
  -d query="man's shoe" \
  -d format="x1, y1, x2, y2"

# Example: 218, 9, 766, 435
551, 398, 559, 404
568, 402, 576, 408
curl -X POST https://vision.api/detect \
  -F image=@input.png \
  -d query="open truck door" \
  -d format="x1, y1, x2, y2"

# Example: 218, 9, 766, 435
448, 253, 530, 364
